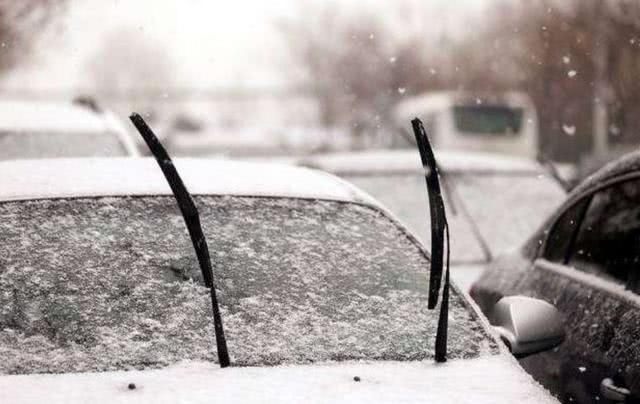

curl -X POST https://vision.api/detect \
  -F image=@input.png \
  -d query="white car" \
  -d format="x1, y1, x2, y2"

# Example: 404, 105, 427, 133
0, 158, 559, 403
0, 100, 138, 159
294, 149, 567, 290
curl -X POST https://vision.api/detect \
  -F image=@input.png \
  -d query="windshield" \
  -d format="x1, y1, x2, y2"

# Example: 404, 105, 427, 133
346, 175, 487, 263
0, 196, 498, 375
346, 172, 566, 261
453, 106, 523, 136
0, 131, 128, 160
450, 173, 566, 255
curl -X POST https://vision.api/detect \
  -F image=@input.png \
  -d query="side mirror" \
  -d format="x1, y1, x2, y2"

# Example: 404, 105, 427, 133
490, 296, 564, 358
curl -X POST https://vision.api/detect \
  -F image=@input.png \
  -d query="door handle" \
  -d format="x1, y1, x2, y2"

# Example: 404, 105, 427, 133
601, 378, 630, 402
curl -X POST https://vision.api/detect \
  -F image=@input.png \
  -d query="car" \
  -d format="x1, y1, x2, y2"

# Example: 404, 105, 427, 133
290, 149, 567, 290
0, 153, 563, 403
470, 150, 640, 403
0, 99, 138, 160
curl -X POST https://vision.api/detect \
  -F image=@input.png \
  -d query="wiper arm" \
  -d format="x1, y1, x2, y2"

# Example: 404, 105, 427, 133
411, 118, 446, 310
537, 154, 573, 192
129, 113, 231, 368
411, 118, 451, 363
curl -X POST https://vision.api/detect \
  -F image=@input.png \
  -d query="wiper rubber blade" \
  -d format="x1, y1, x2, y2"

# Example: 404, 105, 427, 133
411, 118, 446, 310
411, 117, 450, 363
129, 113, 231, 368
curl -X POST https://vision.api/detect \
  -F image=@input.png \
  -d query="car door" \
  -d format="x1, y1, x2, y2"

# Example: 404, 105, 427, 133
516, 175, 640, 403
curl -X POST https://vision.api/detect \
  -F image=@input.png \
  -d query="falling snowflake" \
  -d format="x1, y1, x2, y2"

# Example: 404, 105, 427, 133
562, 124, 576, 136
609, 125, 621, 136
397, 87, 406, 94
562, 56, 570, 64
389, 56, 397, 64
567, 70, 577, 78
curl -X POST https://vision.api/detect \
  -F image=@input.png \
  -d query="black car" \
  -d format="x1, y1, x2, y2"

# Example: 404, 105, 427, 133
471, 151, 640, 403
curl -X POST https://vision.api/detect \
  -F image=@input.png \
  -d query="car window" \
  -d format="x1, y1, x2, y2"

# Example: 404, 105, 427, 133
542, 197, 591, 264
0, 196, 499, 375
568, 178, 640, 289
345, 175, 487, 263
0, 131, 128, 159
452, 105, 523, 136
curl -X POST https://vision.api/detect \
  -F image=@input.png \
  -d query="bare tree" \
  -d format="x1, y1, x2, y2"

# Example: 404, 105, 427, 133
86, 27, 177, 118
452, 0, 640, 162
0, 0, 67, 74
281, 3, 447, 146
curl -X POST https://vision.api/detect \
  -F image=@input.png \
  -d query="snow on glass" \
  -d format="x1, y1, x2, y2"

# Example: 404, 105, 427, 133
0, 196, 498, 375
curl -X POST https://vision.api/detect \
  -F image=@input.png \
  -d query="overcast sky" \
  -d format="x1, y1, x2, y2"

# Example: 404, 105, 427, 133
2, 0, 489, 92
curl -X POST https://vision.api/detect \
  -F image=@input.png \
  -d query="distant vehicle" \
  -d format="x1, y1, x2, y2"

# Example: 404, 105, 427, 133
393, 91, 538, 158
0, 99, 138, 160
471, 150, 640, 403
0, 156, 561, 403
294, 149, 566, 290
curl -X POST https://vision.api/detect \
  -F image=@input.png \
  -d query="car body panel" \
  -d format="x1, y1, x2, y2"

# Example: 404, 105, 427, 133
472, 150, 640, 402
0, 158, 377, 206
0, 356, 558, 404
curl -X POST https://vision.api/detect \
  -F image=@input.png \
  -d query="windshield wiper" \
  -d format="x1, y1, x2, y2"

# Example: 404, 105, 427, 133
411, 118, 450, 363
129, 113, 231, 368
537, 154, 573, 192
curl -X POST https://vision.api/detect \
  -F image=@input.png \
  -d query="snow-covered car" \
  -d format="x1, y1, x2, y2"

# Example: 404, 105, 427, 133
293, 149, 567, 290
0, 100, 138, 160
470, 151, 640, 403
0, 157, 561, 403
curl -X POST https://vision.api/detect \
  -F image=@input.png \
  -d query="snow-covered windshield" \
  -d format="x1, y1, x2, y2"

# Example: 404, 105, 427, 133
0, 196, 498, 375
0, 131, 128, 160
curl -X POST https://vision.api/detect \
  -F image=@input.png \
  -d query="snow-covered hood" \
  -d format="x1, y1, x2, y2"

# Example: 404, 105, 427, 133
1, 355, 557, 404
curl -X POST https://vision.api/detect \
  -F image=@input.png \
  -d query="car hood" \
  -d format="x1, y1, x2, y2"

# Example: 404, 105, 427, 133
1, 355, 557, 404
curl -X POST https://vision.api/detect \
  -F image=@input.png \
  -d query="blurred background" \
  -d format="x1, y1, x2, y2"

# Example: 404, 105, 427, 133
1, 0, 639, 173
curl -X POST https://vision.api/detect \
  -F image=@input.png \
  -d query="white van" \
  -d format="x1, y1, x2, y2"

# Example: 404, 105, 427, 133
393, 91, 538, 158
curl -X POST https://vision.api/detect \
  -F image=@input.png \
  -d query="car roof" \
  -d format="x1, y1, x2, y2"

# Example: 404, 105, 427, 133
296, 149, 544, 175
0, 100, 116, 134
0, 157, 380, 205
570, 149, 640, 197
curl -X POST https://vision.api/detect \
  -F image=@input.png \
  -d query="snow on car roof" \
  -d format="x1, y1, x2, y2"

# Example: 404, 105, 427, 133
0, 157, 379, 205
0, 355, 558, 404
570, 149, 640, 197
298, 149, 544, 175
0, 100, 111, 134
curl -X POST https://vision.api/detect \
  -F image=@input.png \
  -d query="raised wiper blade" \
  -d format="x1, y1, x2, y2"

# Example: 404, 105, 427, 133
411, 117, 450, 363
537, 154, 573, 192
129, 113, 230, 368
411, 118, 446, 310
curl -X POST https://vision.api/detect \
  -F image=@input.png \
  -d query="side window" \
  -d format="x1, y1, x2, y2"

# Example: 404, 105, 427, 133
543, 197, 591, 264
569, 178, 640, 291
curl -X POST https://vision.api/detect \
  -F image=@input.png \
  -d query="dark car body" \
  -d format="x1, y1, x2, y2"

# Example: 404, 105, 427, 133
471, 151, 640, 403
